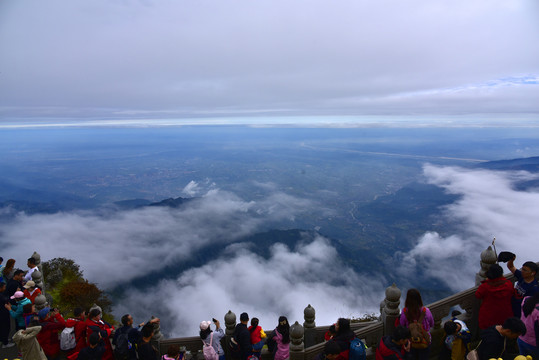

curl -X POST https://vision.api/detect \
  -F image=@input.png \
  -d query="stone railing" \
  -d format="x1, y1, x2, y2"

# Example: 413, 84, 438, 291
156, 245, 534, 360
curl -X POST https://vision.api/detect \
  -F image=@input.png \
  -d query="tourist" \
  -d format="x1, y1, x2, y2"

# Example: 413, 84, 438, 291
315, 340, 342, 360
440, 319, 471, 360
248, 317, 266, 358
77, 332, 105, 360
0, 281, 15, 348
113, 313, 160, 360
375, 326, 411, 360
23, 302, 38, 327
2, 258, 16, 281
6, 290, 32, 330
162, 344, 181, 360
200, 319, 225, 360
66, 307, 88, 353
477, 317, 526, 360
330, 318, 355, 358
232, 312, 251, 360
137, 324, 159, 360
13, 319, 47, 360
6, 269, 24, 298
272, 316, 290, 360
399, 288, 434, 360
507, 255, 539, 316
476, 263, 514, 330
23, 280, 42, 304
85, 308, 114, 360
37, 307, 66, 359
0, 257, 4, 282
517, 293, 539, 357
24, 257, 39, 283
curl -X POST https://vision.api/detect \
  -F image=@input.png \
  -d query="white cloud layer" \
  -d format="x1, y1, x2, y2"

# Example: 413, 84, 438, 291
399, 164, 539, 291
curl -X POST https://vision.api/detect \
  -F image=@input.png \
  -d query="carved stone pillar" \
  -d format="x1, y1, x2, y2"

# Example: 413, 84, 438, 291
32, 269, 44, 290
31, 251, 45, 292
34, 293, 49, 311
224, 310, 236, 359
303, 304, 316, 348
150, 315, 163, 341
475, 246, 497, 286
382, 283, 401, 336
289, 321, 304, 360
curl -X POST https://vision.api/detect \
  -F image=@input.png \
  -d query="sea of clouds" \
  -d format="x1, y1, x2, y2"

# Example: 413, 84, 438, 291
1, 165, 539, 336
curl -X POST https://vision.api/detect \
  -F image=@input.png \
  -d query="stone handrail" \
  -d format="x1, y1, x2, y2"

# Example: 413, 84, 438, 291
156, 246, 535, 360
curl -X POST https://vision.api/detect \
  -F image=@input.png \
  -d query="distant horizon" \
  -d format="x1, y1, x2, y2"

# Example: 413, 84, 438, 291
2, 114, 539, 129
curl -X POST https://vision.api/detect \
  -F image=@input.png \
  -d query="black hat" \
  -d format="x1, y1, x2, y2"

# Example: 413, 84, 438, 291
498, 251, 515, 263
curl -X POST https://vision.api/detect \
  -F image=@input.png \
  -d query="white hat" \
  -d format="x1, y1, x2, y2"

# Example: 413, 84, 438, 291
200, 320, 211, 330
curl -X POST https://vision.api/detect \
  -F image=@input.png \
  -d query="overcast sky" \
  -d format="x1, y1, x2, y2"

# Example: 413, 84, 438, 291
1, 0, 538, 125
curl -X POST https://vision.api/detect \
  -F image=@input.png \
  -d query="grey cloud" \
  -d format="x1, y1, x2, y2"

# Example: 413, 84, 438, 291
398, 164, 539, 291
0, 1, 538, 121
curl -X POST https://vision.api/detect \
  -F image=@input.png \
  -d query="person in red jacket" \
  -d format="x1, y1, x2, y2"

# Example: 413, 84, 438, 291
23, 281, 42, 304
475, 263, 515, 330
65, 307, 88, 354
85, 308, 114, 360
375, 326, 412, 360
36, 307, 66, 359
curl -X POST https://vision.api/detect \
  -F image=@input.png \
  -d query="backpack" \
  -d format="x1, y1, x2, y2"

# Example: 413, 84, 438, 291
349, 338, 367, 360
60, 327, 76, 351
405, 308, 430, 349
114, 328, 134, 360
202, 332, 219, 360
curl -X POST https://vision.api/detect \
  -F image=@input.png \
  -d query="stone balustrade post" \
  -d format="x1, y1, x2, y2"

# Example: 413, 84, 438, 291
224, 310, 236, 359
381, 283, 401, 336
34, 293, 49, 311
302, 304, 316, 348
475, 246, 497, 286
31, 251, 45, 291
289, 321, 304, 360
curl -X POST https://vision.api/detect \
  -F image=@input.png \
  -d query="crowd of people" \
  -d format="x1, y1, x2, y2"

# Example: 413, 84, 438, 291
1, 252, 538, 360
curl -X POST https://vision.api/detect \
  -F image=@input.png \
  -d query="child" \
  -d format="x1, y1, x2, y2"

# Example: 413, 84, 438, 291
248, 317, 266, 358
442, 319, 471, 360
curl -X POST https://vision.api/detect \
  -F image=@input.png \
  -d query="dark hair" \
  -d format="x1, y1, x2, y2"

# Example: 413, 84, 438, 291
336, 318, 351, 334
0, 282, 6, 289
121, 314, 131, 326
23, 303, 33, 314
3, 259, 15, 276
74, 307, 84, 318
28, 319, 40, 327
444, 321, 458, 335
141, 324, 154, 338
486, 264, 503, 279
250, 318, 259, 333
167, 345, 180, 358
240, 312, 249, 322
277, 316, 290, 344
522, 293, 539, 318
404, 288, 424, 320
328, 324, 336, 335
199, 327, 211, 339
523, 261, 538, 274
502, 317, 526, 336
14, 269, 25, 277
28, 257, 36, 265
392, 326, 411, 342
88, 308, 101, 319
0, 257, 3, 263
323, 340, 341, 355
89, 332, 100, 346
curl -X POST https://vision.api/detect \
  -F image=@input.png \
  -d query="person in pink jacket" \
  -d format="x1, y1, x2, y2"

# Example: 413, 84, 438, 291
518, 294, 539, 357
273, 316, 290, 360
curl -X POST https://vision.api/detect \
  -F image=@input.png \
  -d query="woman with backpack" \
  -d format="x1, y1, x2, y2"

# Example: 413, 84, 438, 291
398, 288, 434, 360
200, 319, 225, 360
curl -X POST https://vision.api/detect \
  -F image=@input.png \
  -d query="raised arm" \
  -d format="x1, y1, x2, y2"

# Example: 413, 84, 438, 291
507, 255, 517, 274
